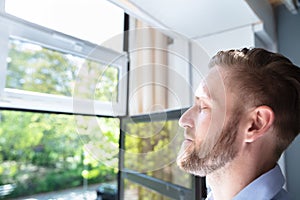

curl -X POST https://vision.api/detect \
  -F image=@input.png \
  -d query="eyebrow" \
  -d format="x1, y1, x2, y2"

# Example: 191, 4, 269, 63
195, 90, 213, 107
195, 85, 211, 99
195, 96, 211, 103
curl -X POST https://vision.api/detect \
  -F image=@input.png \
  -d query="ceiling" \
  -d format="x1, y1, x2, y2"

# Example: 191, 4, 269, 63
110, 0, 261, 39
108, 0, 298, 52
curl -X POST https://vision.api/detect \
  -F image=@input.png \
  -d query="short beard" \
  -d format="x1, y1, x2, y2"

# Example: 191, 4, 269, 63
176, 110, 241, 177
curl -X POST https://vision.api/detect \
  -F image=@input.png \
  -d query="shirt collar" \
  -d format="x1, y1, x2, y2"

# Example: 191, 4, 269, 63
206, 164, 285, 200
233, 164, 285, 200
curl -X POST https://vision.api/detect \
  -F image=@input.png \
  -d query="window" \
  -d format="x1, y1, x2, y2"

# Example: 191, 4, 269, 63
124, 119, 191, 188
0, 1, 207, 199
0, 4, 127, 116
7, 38, 119, 102
0, 110, 119, 199
0, 0, 126, 199
119, 109, 197, 199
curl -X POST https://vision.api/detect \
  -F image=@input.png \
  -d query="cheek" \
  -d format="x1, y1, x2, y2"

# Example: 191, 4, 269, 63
206, 103, 226, 139
194, 112, 212, 143
194, 109, 225, 156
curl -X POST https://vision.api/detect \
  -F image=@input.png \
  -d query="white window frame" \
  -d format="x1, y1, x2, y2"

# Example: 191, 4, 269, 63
0, 13, 127, 116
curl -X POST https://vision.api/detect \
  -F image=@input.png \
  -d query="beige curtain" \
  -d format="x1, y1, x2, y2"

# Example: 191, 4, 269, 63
129, 20, 169, 115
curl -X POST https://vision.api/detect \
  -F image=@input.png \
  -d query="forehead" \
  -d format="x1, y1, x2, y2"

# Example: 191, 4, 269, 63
195, 67, 226, 101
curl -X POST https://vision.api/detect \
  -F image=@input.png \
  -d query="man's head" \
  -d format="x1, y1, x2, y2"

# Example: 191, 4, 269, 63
177, 48, 300, 177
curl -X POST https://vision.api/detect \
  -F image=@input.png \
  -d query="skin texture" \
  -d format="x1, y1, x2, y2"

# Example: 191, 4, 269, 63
177, 66, 277, 200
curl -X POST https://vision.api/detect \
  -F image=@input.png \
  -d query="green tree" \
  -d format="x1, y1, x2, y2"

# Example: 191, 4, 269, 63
0, 38, 120, 198
0, 111, 43, 162
7, 38, 119, 101
6, 39, 78, 96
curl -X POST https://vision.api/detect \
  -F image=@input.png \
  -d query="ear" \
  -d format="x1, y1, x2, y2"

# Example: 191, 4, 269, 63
244, 106, 275, 143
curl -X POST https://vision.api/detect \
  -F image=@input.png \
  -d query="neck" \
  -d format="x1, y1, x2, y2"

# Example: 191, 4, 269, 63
206, 153, 276, 200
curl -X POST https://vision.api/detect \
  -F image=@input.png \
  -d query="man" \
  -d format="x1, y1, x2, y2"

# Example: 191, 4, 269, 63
177, 48, 300, 200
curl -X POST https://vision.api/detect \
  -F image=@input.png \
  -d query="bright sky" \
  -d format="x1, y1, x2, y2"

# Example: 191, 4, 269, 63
5, 0, 124, 45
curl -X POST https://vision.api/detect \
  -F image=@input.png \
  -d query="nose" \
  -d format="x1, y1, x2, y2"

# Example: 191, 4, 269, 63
178, 107, 194, 128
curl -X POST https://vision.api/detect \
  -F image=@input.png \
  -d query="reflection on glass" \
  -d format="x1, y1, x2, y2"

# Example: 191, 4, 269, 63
6, 38, 119, 102
124, 120, 191, 189
124, 179, 171, 200
0, 110, 119, 199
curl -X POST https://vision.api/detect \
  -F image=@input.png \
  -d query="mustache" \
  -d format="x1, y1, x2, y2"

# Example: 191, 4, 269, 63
184, 130, 195, 141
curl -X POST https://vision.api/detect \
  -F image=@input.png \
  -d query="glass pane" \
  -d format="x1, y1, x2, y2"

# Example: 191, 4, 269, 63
5, 0, 124, 49
124, 179, 172, 200
0, 110, 119, 199
146, 162, 191, 189
124, 119, 191, 189
6, 38, 119, 102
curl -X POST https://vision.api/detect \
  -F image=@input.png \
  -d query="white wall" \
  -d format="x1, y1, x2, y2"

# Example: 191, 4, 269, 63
194, 25, 255, 57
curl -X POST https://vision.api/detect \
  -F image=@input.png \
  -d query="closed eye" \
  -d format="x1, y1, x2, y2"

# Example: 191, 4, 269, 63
199, 105, 209, 112
195, 97, 211, 112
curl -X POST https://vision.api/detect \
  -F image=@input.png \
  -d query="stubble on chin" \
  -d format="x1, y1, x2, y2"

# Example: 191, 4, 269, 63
177, 142, 223, 177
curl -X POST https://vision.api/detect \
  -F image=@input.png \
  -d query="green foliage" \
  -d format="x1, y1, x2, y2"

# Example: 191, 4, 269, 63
0, 111, 119, 199
0, 38, 120, 198
94, 66, 119, 102
6, 38, 119, 101
124, 120, 192, 194
6, 39, 78, 96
